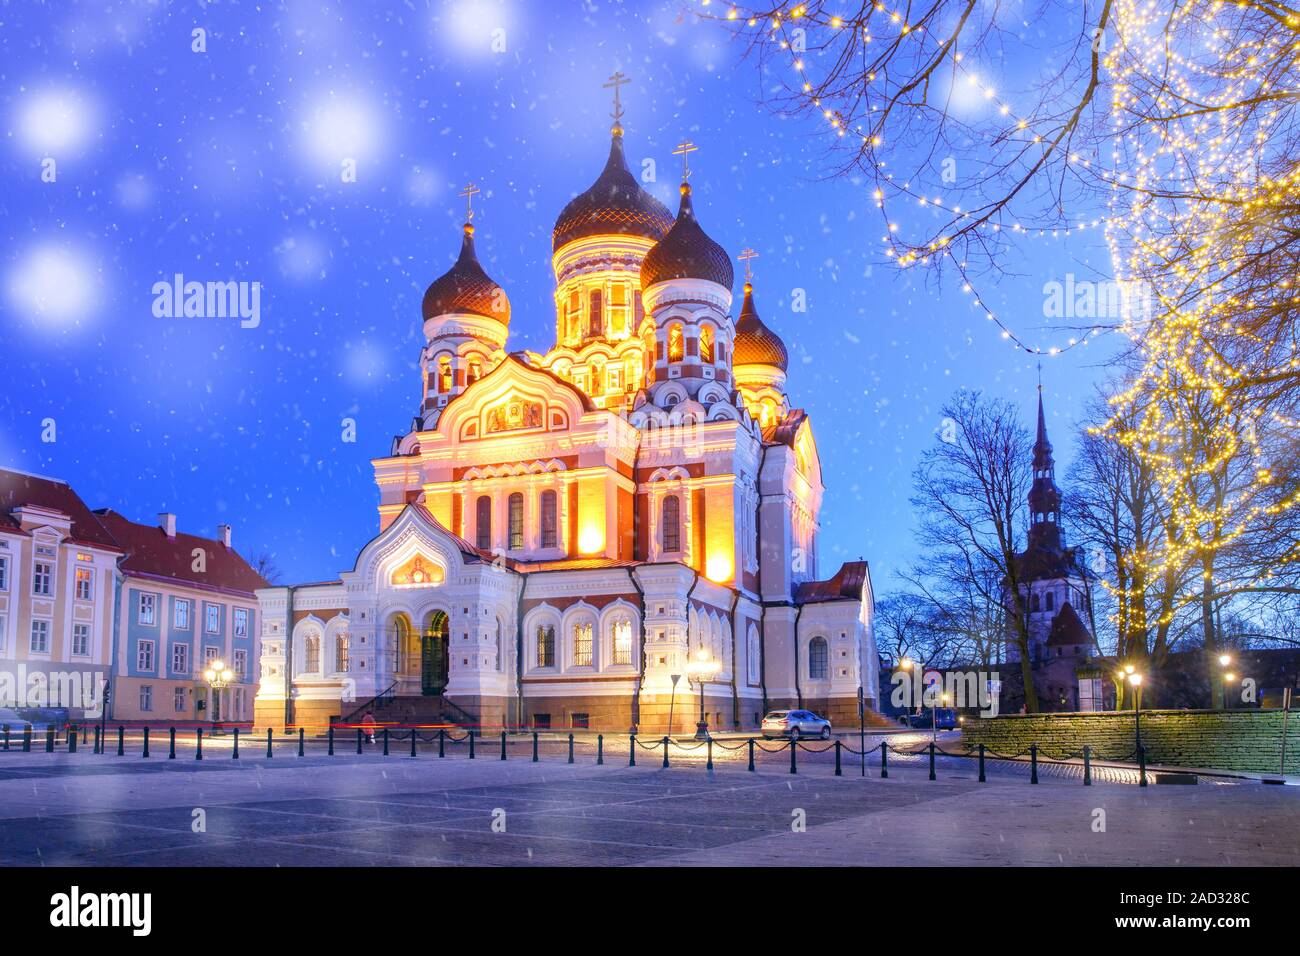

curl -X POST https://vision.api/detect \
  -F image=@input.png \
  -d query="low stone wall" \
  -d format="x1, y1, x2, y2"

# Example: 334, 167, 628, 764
961, 709, 1299, 774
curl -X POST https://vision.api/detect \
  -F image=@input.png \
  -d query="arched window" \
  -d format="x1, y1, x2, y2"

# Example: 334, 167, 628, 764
1030, 592, 1041, 612
475, 495, 492, 550
508, 492, 524, 550
609, 283, 629, 336
700, 324, 715, 363
536, 625, 555, 668
747, 625, 761, 684
540, 490, 558, 548
572, 621, 594, 667
588, 288, 603, 337
668, 322, 684, 362
437, 356, 452, 393
1045, 591, 1055, 611
590, 360, 605, 396
809, 636, 828, 680
467, 356, 483, 384
304, 634, 321, 674
662, 495, 681, 552
566, 290, 581, 341
612, 618, 633, 666
335, 634, 350, 673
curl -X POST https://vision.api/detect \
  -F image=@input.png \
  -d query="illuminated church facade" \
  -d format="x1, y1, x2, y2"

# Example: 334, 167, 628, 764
253, 101, 879, 735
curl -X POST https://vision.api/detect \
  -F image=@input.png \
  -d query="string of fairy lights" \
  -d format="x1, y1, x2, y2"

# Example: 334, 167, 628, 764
707, 0, 1300, 635
703, 0, 1121, 356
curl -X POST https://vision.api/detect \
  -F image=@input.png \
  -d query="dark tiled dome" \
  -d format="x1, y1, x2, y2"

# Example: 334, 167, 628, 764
640, 183, 734, 291
552, 130, 674, 253
422, 224, 510, 323
733, 282, 788, 370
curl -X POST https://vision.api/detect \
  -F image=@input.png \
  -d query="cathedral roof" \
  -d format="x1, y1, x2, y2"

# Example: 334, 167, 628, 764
552, 129, 674, 253
421, 223, 510, 323
796, 560, 869, 604
640, 183, 734, 290
1045, 602, 1092, 647
762, 408, 807, 446
733, 281, 788, 370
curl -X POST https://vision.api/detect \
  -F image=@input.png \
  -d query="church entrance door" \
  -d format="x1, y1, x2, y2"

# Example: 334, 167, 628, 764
421, 610, 449, 696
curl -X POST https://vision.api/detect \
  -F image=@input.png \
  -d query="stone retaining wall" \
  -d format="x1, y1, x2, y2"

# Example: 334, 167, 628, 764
961, 709, 1298, 774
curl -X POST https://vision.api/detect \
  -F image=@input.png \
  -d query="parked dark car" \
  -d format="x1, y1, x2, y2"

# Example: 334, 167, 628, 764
901, 708, 958, 730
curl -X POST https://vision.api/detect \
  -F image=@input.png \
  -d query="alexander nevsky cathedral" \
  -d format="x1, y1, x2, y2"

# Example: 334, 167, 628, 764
253, 91, 880, 736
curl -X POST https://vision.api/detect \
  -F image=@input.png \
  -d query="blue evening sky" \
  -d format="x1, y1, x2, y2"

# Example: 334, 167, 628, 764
0, 0, 1118, 590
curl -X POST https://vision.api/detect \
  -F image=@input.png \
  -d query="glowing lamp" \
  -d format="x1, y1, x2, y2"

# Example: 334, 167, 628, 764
705, 553, 733, 583
577, 523, 605, 554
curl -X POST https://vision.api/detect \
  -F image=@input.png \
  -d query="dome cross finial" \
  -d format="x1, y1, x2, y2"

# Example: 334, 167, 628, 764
672, 140, 698, 181
603, 70, 630, 129
738, 247, 759, 282
459, 182, 480, 224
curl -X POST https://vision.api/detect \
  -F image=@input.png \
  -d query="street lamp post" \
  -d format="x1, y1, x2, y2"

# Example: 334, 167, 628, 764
1128, 672, 1144, 750
1218, 654, 1233, 710
203, 660, 236, 736
685, 650, 721, 741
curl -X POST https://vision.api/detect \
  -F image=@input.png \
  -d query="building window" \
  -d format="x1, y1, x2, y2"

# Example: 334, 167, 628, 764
233, 608, 248, 638
174, 687, 187, 713
174, 599, 190, 629
204, 645, 220, 668
30, 620, 50, 654
536, 625, 555, 668
0, 614, 7, 654
137, 640, 155, 672
612, 618, 633, 666
747, 625, 761, 684
172, 644, 189, 673
140, 685, 153, 712
0, 555, 7, 591
475, 495, 492, 550
71, 624, 90, 657
700, 324, 715, 363
234, 648, 248, 679
1030, 593, 1040, 612
437, 356, 452, 393
588, 288, 603, 336
467, 356, 484, 383
304, 635, 320, 673
566, 290, 581, 340
571, 713, 590, 729
609, 283, 629, 335
33, 562, 52, 596
335, 636, 349, 673
508, 492, 524, 550
540, 490, 558, 548
572, 621, 593, 667
533, 713, 551, 729
73, 567, 93, 601
809, 637, 829, 680
662, 495, 681, 553
205, 604, 221, 634
138, 593, 156, 626
668, 322, 684, 362
1045, 591, 1055, 611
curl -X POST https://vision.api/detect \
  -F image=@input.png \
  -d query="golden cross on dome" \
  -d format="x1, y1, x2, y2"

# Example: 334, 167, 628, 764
459, 182, 480, 222
603, 70, 630, 122
738, 248, 759, 281
672, 140, 698, 181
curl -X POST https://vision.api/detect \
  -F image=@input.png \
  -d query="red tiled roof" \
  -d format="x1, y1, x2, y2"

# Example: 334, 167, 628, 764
0, 469, 122, 550
795, 560, 868, 604
94, 509, 267, 596
1045, 602, 1092, 646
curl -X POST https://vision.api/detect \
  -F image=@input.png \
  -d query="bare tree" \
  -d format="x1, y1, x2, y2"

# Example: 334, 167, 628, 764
250, 550, 282, 585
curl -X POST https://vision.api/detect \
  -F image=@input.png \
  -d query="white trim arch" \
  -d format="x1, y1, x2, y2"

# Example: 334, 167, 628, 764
598, 599, 641, 672
561, 601, 600, 671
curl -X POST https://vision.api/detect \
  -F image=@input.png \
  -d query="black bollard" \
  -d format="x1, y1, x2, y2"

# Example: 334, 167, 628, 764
1083, 745, 1092, 786
196, 727, 204, 760
532, 731, 539, 763
747, 738, 755, 772
468, 730, 476, 760
662, 735, 669, 768
500, 730, 506, 761
707, 736, 714, 771
790, 737, 798, 775
410, 728, 417, 758
597, 734, 603, 765
232, 727, 240, 759
834, 739, 842, 776
568, 733, 574, 764
22, 725, 32, 752
384, 727, 390, 756
91, 725, 97, 754
978, 743, 986, 783
1138, 744, 1148, 787
45, 727, 54, 752
881, 741, 888, 778
328, 725, 334, 756
116, 725, 124, 756
5, 723, 12, 752
356, 727, 363, 755
68, 728, 78, 753
629, 733, 636, 767
169, 727, 176, 759
1030, 744, 1039, 784
928, 741, 936, 781
438, 728, 445, 758
299, 727, 306, 757
142, 726, 150, 759
266, 727, 273, 758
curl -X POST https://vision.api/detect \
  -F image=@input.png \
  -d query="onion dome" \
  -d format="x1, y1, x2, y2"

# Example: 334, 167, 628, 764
640, 182, 735, 290
552, 128, 674, 253
421, 222, 510, 323
733, 281, 788, 370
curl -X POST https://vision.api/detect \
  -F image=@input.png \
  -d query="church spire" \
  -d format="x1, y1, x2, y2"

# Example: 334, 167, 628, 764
1027, 380, 1062, 550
